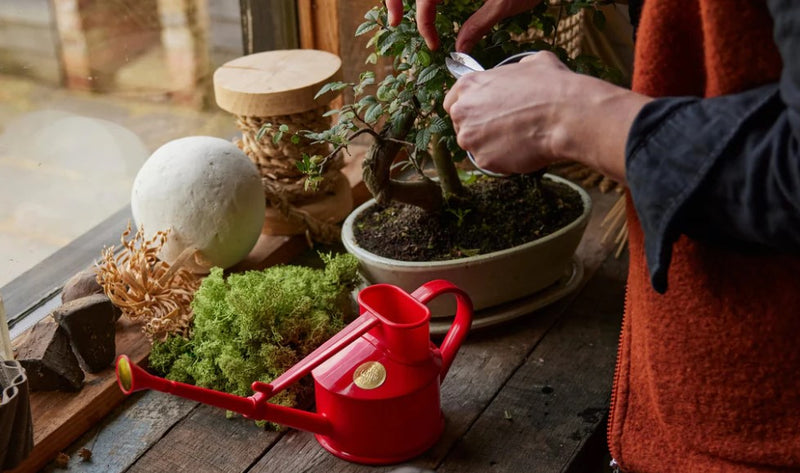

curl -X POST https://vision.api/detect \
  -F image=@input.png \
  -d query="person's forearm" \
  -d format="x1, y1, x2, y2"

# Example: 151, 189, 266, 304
553, 75, 651, 185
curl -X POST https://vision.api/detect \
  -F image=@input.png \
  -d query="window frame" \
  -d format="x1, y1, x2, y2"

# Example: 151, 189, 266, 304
3, 207, 132, 339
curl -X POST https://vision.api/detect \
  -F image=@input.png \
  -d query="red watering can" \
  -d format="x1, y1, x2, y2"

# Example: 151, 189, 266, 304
116, 280, 472, 465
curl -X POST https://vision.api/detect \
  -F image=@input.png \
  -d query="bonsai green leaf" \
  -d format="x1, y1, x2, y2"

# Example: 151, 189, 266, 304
356, 20, 379, 37
417, 50, 431, 67
365, 103, 384, 124
359, 70, 376, 84
364, 7, 380, 22
377, 83, 399, 102
378, 30, 403, 56
357, 95, 378, 113
315, 81, 348, 100
428, 116, 449, 134
416, 65, 440, 85
256, 123, 272, 142
415, 127, 432, 151
263, 0, 619, 214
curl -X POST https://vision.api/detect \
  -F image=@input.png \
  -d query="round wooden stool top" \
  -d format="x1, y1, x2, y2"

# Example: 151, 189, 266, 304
213, 49, 343, 117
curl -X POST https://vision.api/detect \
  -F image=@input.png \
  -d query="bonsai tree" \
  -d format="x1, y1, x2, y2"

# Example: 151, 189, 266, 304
267, 0, 620, 214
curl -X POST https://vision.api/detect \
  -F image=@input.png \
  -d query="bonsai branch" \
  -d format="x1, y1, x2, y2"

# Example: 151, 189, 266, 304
363, 118, 443, 212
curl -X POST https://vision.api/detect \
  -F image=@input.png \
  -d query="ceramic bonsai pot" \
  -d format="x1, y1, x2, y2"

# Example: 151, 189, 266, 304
341, 174, 592, 317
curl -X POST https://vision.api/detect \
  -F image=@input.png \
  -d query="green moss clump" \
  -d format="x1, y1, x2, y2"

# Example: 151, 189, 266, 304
149, 253, 360, 414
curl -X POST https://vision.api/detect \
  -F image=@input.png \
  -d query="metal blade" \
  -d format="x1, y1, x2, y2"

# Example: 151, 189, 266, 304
446, 52, 485, 79
450, 52, 485, 72
445, 57, 474, 79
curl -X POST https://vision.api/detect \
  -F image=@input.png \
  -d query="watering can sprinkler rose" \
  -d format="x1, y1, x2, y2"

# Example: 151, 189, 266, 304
116, 280, 473, 465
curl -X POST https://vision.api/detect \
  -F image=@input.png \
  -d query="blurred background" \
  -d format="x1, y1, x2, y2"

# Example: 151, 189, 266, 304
0, 0, 631, 290
0, 0, 322, 287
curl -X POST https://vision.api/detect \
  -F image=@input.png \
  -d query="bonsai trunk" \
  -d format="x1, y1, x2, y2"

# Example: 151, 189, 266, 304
362, 122, 465, 213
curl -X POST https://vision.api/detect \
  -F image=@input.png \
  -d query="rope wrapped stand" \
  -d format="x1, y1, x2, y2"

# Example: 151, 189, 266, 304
213, 50, 352, 245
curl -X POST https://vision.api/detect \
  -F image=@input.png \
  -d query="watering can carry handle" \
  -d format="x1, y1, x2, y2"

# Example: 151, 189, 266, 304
411, 280, 473, 379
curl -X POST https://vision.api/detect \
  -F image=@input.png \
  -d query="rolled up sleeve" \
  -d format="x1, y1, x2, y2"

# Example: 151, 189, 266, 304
626, 84, 800, 293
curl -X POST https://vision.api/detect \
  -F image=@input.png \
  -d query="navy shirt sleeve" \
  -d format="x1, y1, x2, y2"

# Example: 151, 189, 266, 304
624, 0, 800, 293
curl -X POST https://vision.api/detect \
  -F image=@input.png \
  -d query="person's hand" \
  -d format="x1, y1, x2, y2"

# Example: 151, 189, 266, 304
443, 52, 652, 183
386, 0, 541, 52
386, 0, 442, 50
456, 0, 542, 52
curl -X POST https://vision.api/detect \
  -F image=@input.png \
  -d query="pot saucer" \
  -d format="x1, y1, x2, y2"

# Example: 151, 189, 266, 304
429, 257, 583, 336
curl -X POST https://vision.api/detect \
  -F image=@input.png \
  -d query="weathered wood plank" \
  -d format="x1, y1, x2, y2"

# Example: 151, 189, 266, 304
436, 252, 627, 473
8, 317, 152, 473
243, 308, 564, 473
29, 178, 617, 473
244, 189, 620, 472
41, 391, 197, 473
7, 156, 369, 472
125, 404, 284, 473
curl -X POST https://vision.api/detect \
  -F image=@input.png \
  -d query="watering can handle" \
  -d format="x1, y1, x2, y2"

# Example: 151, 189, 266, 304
411, 280, 473, 379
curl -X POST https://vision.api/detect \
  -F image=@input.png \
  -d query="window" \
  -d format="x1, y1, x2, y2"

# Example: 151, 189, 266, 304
0, 0, 297, 336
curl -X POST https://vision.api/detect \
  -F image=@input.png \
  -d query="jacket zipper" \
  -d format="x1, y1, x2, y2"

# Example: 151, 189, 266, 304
607, 267, 631, 473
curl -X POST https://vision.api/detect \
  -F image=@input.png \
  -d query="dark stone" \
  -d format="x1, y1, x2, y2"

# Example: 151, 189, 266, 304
17, 320, 84, 391
61, 269, 103, 304
61, 270, 122, 321
52, 294, 117, 373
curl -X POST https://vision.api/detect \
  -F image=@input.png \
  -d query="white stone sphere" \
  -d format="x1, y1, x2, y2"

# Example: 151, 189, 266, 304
131, 136, 265, 272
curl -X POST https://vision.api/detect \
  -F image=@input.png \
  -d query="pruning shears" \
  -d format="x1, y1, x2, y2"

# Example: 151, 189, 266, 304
445, 51, 539, 178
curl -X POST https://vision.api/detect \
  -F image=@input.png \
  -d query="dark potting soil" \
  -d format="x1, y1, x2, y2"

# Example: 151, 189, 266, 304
352, 175, 584, 262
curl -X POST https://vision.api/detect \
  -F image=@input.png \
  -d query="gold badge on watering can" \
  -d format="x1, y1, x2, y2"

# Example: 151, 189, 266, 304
353, 361, 386, 390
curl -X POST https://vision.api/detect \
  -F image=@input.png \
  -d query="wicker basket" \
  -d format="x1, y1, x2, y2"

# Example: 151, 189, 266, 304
520, 7, 585, 58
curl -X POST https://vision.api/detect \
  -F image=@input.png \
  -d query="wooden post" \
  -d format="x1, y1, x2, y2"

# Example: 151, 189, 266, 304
0, 293, 13, 361
157, 0, 211, 107
51, 0, 161, 91
296, 0, 339, 53
239, 0, 299, 54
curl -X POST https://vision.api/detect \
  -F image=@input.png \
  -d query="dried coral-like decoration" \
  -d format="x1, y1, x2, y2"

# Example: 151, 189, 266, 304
97, 224, 201, 342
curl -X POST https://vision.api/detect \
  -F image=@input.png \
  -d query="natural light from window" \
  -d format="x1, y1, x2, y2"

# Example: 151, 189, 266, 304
0, 0, 252, 287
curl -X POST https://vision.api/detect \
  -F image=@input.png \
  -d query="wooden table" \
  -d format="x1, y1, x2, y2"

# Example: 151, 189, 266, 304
20, 187, 625, 473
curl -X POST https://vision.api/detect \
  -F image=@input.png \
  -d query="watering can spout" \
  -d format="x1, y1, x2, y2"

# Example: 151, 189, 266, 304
115, 280, 474, 465
115, 355, 332, 436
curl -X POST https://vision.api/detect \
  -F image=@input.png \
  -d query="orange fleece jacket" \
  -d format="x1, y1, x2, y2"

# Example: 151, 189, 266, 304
608, 1, 800, 472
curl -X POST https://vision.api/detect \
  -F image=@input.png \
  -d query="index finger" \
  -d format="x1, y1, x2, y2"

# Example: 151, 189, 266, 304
386, 0, 404, 26
416, 0, 442, 50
